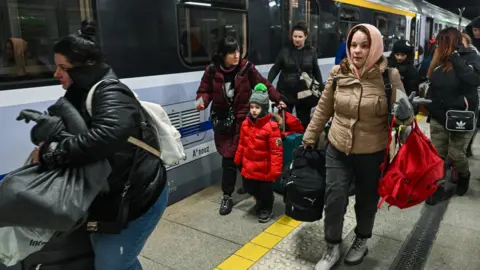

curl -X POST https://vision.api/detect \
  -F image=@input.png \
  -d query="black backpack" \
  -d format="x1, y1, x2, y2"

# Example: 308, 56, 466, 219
283, 147, 326, 222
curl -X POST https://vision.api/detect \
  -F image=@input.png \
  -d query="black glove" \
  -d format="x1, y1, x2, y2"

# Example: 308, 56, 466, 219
16, 109, 45, 124
30, 117, 65, 146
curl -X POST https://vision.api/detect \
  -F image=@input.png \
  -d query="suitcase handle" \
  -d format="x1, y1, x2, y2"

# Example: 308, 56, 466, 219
271, 104, 286, 133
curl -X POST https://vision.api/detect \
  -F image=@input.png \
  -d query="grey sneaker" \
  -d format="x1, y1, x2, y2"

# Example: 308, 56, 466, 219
344, 236, 368, 265
315, 244, 340, 270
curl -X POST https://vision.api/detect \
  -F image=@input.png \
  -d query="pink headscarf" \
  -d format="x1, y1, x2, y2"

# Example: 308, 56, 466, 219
346, 24, 384, 78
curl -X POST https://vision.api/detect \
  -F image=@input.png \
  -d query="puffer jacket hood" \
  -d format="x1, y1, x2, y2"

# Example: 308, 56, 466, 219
270, 111, 304, 135
346, 24, 384, 78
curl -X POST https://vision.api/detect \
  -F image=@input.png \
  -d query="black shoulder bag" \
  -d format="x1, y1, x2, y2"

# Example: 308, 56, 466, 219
209, 62, 252, 134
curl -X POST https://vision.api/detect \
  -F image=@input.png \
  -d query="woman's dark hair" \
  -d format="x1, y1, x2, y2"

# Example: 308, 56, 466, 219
53, 19, 103, 66
216, 36, 240, 58
292, 21, 308, 36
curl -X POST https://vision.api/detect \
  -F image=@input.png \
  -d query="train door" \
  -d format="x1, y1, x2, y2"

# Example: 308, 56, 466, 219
284, 0, 321, 52
174, 0, 249, 147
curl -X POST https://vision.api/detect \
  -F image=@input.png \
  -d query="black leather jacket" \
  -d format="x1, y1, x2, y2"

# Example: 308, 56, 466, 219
40, 63, 166, 221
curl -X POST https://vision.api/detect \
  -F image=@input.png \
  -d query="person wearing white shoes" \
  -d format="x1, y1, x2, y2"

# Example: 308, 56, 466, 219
302, 23, 409, 270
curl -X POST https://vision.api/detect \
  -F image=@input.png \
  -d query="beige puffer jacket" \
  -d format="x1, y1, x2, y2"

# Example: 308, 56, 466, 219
303, 56, 404, 154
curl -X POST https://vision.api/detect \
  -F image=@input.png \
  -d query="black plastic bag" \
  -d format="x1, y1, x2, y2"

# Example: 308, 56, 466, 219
0, 97, 111, 232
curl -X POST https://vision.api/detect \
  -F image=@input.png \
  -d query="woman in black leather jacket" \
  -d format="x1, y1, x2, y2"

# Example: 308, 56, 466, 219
426, 27, 480, 198
32, 21, 168, 270
268, 22, 324, 129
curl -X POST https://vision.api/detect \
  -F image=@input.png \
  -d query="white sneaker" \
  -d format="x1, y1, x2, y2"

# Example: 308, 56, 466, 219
344, 236, 368, 265
315, 243, 340, 270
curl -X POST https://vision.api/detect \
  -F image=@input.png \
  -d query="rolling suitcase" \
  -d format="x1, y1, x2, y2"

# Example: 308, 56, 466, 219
271, 105, 303, 194
20, 228, 94, 270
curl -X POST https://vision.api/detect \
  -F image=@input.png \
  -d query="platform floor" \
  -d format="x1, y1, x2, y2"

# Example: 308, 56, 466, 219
139, 119, 480, 270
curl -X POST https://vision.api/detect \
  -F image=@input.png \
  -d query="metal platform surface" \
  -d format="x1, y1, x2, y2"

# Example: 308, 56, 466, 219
139, 116, 480, 270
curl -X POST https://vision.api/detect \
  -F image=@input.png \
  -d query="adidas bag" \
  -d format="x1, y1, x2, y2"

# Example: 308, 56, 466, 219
86, 79, 186, 166
445, 97, 476, 132
283, 147, 326, 222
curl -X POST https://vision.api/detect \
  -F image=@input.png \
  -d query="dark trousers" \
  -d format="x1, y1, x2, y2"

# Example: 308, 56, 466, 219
243, 178, 274, 211
285, 103, 312, 130
467, 114, 480, 154
324, 143, 385, 244
222, 157, 240, 196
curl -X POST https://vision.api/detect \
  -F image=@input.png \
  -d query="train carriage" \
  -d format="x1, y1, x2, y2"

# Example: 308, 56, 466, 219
0, 0, 470, 205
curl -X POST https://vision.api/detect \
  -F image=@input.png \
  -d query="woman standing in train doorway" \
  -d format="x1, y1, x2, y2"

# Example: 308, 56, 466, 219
195, 36, 284, 216
302, 24, 411, 270
268, 21, 324, 129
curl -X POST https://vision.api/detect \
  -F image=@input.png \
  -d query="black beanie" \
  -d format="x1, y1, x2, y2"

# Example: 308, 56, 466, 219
393, 40, 413, 55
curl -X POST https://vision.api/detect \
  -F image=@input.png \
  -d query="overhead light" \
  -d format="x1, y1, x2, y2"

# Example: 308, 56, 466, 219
269, 1, 276, 7
185, 1, 211, 6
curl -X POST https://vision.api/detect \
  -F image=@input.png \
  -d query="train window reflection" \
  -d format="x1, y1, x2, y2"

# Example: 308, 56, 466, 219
0, 0, 93, 88
317, 0, 339, 58
177, 5, 248, 67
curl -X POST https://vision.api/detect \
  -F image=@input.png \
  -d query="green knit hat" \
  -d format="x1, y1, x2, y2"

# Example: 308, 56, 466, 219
249, 83, 269, 108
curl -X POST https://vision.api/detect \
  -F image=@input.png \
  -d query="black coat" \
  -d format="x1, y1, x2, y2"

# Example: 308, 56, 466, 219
427, 47, 480, 125
40, 63, 165, 221
387, 56, 420, 96
268, 45, 324, 105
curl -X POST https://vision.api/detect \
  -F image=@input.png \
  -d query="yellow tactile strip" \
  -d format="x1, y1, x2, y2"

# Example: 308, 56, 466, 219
215, 215, 302, 270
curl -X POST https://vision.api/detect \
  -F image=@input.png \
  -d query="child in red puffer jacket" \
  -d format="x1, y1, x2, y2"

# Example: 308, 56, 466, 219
234, 84, 283, 223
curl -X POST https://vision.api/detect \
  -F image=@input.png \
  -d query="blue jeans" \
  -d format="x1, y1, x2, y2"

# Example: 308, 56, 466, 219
91, 185, 169, 270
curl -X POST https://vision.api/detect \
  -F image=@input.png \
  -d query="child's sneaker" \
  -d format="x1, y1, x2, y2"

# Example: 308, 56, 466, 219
258, 209, 273, 223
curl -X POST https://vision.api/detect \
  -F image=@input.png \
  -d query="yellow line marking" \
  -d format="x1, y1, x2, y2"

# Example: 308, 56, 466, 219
235, 242, 270, 261
215, 215, 302, 270
250, 232, 283, 249
217, 254, 255, 270
277, 215, 302, 227
265, 222, 296, 237
334, 0, 416, 17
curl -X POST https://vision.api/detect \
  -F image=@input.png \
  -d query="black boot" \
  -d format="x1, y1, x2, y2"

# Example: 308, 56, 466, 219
456, 172, 471, 196
219, 195, 233, 215
426, 184, 453, 205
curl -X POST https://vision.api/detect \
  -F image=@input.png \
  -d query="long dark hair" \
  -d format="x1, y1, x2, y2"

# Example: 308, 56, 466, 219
53, 20, 103, 66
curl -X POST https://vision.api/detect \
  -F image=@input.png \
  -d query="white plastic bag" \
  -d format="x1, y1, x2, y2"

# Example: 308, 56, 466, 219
0, 226, 54, 266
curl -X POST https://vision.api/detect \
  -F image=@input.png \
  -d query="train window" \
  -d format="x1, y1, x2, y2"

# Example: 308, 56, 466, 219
338, 7, 359, 44
317, 0, 339, 58
177, 2, 248, 67
0, 0, 93, 90
375, 13, 406, 52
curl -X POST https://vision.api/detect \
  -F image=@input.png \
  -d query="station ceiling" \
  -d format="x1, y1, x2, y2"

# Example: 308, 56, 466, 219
428, 0, 479, 20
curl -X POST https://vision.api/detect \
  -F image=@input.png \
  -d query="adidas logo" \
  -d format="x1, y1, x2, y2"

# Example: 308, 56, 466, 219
456, 121, 466, 130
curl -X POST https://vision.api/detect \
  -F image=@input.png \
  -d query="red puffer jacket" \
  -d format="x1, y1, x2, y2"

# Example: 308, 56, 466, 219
234, 113, 283, 182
